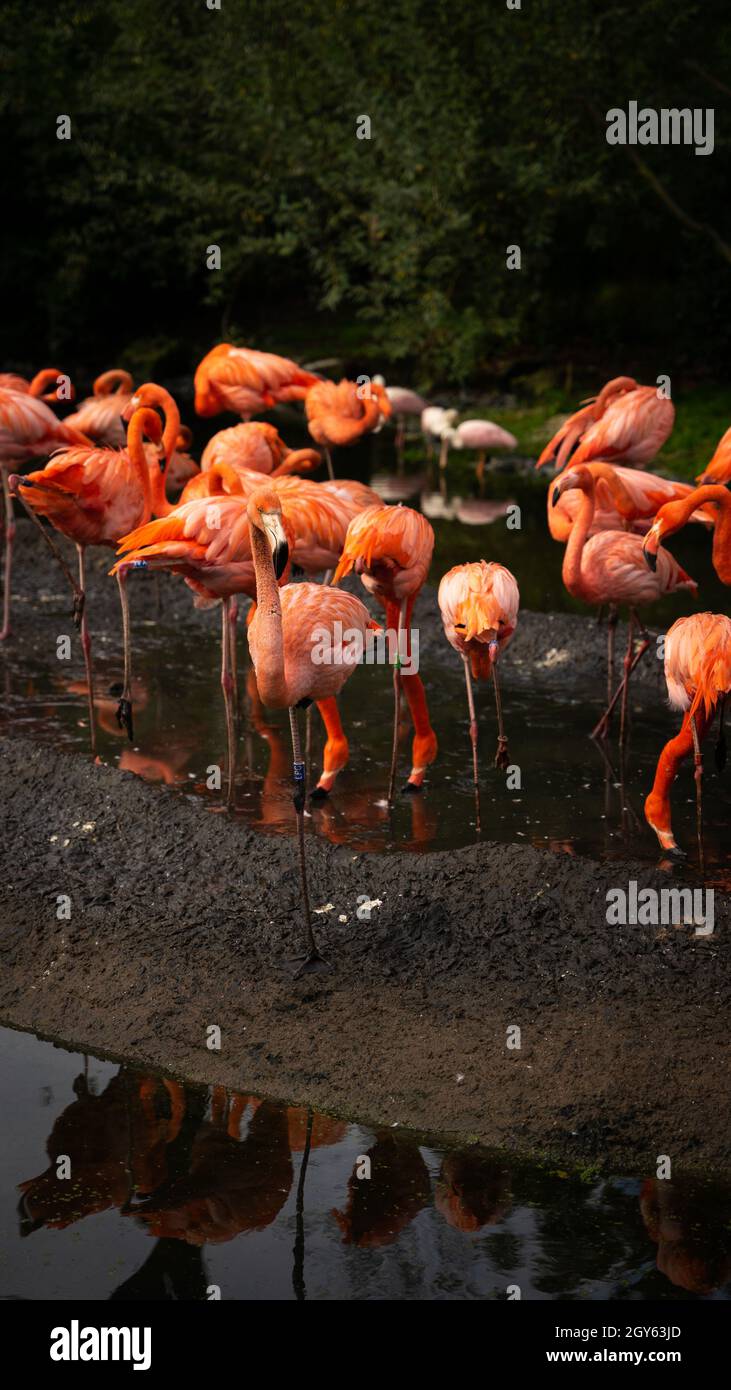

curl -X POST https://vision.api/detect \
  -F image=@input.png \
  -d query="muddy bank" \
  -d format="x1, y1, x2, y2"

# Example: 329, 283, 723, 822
0, 725, 728, 1173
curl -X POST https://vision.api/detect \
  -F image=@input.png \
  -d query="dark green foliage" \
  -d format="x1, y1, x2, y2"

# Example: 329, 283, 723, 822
1, 0, 729, 385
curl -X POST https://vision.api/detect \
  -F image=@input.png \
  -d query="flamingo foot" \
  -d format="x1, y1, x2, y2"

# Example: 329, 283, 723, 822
289, 950, 332, 978
115, 697, 134, 743
0, 625, 11, 641
494, 736, 510, 771
402, 779, 423, 794
310, 785, 330, 801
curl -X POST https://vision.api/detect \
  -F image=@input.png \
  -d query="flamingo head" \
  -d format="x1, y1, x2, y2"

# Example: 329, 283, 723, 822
551, 465, 593, 507
247, 486, 289, 579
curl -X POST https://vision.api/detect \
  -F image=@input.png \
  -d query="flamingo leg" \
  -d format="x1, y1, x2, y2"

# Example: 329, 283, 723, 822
10, 477, 85, 624
462, 655, 481, 833
395, 415, 406, 475
619, 610, 635, 745
311, 696, 349, 797
288, 706, 329, 975
491, 661, 510, 769
476, 452, 486, 496
690, 713, 705, 875
228, 597, 239, 722
323, 446, 335, 481
115, 566, 134, 742
76, 545, 96, 757
1, 469, 15, 640
220, 598, 237, 807
716, 696, 727, 772
592, 610, 649, 742
606, 603, 618, 709
387, 599, 406, 804
438, 436, 450, 499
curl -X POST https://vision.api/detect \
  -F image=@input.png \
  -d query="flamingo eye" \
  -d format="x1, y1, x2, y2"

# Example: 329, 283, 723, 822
455, 622, 466, 629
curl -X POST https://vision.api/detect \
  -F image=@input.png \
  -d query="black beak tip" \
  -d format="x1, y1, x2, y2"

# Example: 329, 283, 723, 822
551, 487, 560, 508
644, 548, 658, 572
273, 539, 289, 581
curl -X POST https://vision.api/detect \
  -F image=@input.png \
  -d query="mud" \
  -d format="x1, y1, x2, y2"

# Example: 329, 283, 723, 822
0, 518, 729, 1173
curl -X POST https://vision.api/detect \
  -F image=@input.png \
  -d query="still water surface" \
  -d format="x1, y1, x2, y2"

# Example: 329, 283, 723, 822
1, 1027, 729, 1302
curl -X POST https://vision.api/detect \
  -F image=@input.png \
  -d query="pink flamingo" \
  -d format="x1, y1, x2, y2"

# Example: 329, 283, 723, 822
65, 370, 135, 447
547, 460, 715, 544
552, 465, 697, 742
245, 486, 377, 970
644, 612, 731, 866
438, 561, 520, 823
643, 484, 731, 587
447, 419, 518, 494
0, 385, 90, 640
538, 376, 674, 471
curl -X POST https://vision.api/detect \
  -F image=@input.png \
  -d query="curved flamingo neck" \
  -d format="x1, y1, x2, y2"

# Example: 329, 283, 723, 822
249, 520, 287, 705
137, 387, 180, 516
126, 413, 154, 519
561, 484, 595, 598
688, 486, 731, 583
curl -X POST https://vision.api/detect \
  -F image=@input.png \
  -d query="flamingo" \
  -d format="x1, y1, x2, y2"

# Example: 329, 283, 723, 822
194, 343, 320, 420
0, 368, 73, 402
644, 612, 731, 867
444, 419, 518, 495
547, 460, 714, 544
112, 482, 375, 801
200, 421, 321, 479
372, 378, 429, 464
9, 406, 164, 750
244, 486, 377, 971
420, 406, 458, 479
333, 503, 437, 800
438, 562, 519, 822
538, 376, 674, 471
552, 465, 697, 742
696, 426, 731, 486
305, 378, 391, 479
0, 384, 91, 640
643, 484, 731, 586
65, 370, 135, 447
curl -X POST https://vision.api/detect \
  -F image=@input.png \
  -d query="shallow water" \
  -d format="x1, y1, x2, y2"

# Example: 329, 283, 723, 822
1, 1026, 729, 1301
1, 434, 729, 872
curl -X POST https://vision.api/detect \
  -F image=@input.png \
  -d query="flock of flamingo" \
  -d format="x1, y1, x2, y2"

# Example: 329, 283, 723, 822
1, 350, 730, 967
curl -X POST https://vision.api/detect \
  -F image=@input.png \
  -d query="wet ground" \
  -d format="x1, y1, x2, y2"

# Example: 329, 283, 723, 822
2, 1027, 729, 1301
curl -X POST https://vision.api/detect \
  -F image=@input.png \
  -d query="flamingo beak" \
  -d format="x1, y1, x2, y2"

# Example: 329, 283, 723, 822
551, 485, 561, 507
263, 513, 289, 580
643, 525, 660, 571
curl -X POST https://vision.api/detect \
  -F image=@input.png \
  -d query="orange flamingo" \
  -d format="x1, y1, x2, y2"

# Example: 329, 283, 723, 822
65, 369, 135, 446
0, 384, 90, 640
644, 612, 731, 865
194, 343, 320, 420
245, 486, 377, 970
112, 485, 371, 800
538, 376, 674, 471
9, 406, 163, 749
643, 484, 731, 586
696, 426, 731, 486
552, 466, 697, 742
547, 460, 715, 544
0, 368, 73, 401
200, 421, 321, 479
438, 562, 519, 814
333, 502, 436, 800
305, 378, 391, 479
